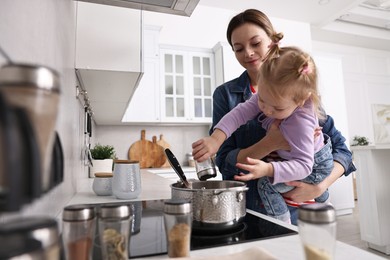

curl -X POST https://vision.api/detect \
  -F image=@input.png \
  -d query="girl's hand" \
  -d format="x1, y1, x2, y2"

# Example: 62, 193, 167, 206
192, 129, 227, 162
234, 157, 274, 181
191, 136, 220, 162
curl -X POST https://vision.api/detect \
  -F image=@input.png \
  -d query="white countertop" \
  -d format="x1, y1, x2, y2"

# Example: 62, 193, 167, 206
68, 169, 173, 205
67, 169, 384, 260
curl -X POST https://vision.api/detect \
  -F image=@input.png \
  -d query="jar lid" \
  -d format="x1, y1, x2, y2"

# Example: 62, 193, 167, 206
0, 63, 60, 92
114, 159, 139, 164
95, 172, 113, 178
164, 199, 191, 214
99, 204, 130, 219
298, 204, 336, 224
63, 204, 95, 221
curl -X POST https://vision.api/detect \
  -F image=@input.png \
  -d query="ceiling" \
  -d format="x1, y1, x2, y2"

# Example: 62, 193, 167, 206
199, 0, 390, 51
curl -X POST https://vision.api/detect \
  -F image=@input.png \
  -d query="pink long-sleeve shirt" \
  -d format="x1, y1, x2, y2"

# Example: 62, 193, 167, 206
215, 94, 324, 184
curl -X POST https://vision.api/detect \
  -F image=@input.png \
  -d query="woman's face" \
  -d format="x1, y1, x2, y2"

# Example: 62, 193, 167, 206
230, 23, 272, 76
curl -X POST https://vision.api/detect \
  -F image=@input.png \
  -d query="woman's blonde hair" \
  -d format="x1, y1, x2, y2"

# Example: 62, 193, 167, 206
259, 44, 325, 119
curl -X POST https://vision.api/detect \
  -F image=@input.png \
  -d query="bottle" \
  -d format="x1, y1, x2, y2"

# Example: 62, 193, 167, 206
164, 199, 192, 258
62, 204, 96, 260
298, 204, 337, 260
186, 153, 195, 167
98, 204, 132, 260
195, 156, 217, 181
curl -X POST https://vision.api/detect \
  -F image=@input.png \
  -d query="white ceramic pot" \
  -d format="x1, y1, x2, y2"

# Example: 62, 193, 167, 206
92, 173, 113, 196
112, 160, 141, 200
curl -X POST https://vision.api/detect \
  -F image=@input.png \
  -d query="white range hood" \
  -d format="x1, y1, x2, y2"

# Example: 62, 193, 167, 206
75, 0, 200, 16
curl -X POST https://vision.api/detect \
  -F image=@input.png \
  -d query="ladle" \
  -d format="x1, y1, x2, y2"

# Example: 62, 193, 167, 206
164, 148, 191, 188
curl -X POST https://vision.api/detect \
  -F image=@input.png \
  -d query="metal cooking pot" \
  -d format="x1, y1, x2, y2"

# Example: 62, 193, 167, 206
171, 180, 248, 230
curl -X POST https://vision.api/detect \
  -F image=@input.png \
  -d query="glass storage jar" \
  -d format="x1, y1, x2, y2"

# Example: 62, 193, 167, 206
298, 204, 336, 260
164, 199, 192, 258
62, 204, 96, 260
98, 204, 132, 260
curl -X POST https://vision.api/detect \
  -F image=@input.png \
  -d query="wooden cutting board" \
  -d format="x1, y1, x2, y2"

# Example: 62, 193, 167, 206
128, 130, 166, 168
157, 134, 171, 168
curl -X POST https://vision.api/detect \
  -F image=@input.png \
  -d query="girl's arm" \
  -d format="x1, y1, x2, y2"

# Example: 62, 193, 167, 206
193, 94, 260, 162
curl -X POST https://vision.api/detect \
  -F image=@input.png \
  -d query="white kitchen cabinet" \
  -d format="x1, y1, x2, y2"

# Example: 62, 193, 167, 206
124, 40, 215, 124
351, 145, 390, 255
160, 47, 215, 124
213, 41, 244, 86
75, 1, 143, 125
123, 26, 161, 123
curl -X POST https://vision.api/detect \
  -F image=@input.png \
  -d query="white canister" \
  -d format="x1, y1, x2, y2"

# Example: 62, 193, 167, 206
112, 160, 141, 200
92, 172, 113, 196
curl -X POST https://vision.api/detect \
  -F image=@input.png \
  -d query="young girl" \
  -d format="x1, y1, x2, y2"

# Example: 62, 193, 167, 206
192, 44, 333, 223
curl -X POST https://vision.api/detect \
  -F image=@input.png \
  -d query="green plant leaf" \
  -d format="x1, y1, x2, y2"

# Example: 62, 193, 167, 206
90, 143, 116, 159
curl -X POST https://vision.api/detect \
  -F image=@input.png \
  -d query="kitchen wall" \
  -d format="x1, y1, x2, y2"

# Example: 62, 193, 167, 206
0, 0, 83, 220
313, 41, 390, 145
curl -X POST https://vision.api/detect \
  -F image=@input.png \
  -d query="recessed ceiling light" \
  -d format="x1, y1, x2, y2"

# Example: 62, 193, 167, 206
318, 0, 330, 5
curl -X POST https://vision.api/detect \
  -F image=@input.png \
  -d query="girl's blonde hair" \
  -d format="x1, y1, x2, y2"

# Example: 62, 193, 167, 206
259, 43, 325, 119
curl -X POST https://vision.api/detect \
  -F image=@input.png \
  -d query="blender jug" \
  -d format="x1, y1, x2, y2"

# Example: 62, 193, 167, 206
0, 63, 60, 193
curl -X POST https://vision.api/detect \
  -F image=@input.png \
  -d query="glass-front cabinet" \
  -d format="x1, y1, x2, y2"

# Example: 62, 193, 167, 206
160, 47, 215, 123
123, 38, 215, 124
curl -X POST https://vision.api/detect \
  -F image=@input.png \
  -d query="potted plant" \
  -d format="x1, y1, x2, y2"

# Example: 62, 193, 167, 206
351, 136, 370, 146
89, 144, 116, 178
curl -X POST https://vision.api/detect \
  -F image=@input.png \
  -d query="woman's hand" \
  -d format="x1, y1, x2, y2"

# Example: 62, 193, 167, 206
234, 157, 274, 181
265, 119, 290, 151
282, 161, 345, 203
282, 181, 326, 203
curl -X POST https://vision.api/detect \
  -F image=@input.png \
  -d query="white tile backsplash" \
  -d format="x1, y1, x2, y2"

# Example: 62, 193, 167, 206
0, 0, 85, 221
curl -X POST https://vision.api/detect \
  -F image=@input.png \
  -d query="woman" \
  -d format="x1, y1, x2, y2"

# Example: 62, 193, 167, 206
209, 9, 356, 224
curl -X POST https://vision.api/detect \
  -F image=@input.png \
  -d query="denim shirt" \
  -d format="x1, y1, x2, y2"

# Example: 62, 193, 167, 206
211, 71, 356, 215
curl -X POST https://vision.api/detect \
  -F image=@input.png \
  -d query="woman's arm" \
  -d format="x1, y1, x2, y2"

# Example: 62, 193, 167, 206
282, 161, 344, 202
320, 114, 356, 176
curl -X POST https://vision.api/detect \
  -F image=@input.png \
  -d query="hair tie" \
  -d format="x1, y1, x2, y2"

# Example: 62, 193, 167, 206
300, 64, 311, 75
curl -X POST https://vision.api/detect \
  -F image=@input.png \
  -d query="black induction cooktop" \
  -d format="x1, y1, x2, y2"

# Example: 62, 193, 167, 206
91, 199, 297, 259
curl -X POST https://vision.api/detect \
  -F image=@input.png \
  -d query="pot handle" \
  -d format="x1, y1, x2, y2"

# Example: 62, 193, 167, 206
236, 186, 249, 202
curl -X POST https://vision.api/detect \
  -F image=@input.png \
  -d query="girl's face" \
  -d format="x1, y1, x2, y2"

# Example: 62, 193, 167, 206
257, 83, 301, 120
230, 23, 272, 76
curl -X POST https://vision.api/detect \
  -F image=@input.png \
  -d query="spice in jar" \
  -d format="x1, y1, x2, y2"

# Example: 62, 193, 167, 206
164, 199, 192, 258
167, 223, 191, 257
102, 228, 127, 260
98, 204, 131, 260
67, 237, 93, 260
62, 205, 96, 260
